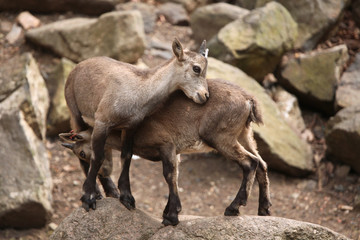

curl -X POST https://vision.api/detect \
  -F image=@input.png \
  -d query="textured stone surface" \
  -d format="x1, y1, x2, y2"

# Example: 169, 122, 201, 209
207, 57, 313, 176
158, 2, 189, 26
0, 53, 52, 229
278, 44, 348, 114
116, 2, 157, 33
325, 106, 360, 174
208, 2, 297, 81
336, 52, 360, 110
234, 0, 351, 50
51, 198, 349, 240
0, 0, 116, 15
190, 3, 249, 44
46, 58, 75, 137
26, 11, 146, 63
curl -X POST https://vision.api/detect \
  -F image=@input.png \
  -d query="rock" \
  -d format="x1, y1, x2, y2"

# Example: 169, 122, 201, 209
334, 165, 351, 178
207, 57, 313, 176
51, 198, 349, 240
16, 11, 41, 30
158, 3, 189, 26
278, 45, 348, 115
46, 58, 75, 137
325, 106, 360, 174
5, 24, 22, 44
0, 0, 116, 15
156, 0, 207, 12
269, 85, 306, 134
336, 52, 360, 110
26, 11, 146, 63
0, 53, 52, 229
233, 0, 351, 50
353, 0, 360, 27
208, 2, 298, 81
116, 2, 157, 33
0, 53, 49, 140
50, 198, 160, 240
190, 3, 249, 44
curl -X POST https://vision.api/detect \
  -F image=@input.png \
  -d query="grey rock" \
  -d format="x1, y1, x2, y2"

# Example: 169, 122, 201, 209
0, 53, 52, 229
46, 58, 75, 137
234, 0, 351, 50
158, 3, 189, 26
190, 3, 249, 44
325, 105, 360, 174
156, 0, 207, 12
116, 2, 157, 33
208, 2, 298, 81
26, 11, 146, 63
207, 57, 313, 176
336, 52, 360, 110
278, 44, 349, 115
5, 24, 22, 44
0, 0, 116, 15
51, 198, 349, 240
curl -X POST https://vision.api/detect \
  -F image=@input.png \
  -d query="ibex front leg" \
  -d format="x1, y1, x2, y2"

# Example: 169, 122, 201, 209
161, 145, 181, 226
81, 121, 109, 211
118, 129, 136, 210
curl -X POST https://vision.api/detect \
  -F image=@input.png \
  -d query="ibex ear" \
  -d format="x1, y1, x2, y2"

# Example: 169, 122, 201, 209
172, 38, 184, 61
199, 40, 206, 56
59, 132, 85, 142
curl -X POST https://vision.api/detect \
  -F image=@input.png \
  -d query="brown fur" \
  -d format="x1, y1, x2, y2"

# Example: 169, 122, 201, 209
60, 78, 271, 225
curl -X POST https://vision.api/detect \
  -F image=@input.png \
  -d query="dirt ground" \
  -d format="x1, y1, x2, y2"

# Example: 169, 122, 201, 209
0, 7, 360, 240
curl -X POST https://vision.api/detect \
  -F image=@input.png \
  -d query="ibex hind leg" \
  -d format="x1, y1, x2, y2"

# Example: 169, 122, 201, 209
238, 129, 271, 216
217, 142, 259, 216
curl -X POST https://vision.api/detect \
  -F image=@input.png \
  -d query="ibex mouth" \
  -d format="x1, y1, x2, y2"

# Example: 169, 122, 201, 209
196, 92, 209, 104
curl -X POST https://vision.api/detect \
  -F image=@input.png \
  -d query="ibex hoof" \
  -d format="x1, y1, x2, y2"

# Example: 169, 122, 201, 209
162, 215, 179, 226
81, 194, 97, 211
120, 194, 136, 210
224, 206, 239, 216
258, 207, 271, 216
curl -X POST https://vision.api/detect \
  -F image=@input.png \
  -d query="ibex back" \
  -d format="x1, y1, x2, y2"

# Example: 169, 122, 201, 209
65, 38, 209, 211
61, 79, 271, 226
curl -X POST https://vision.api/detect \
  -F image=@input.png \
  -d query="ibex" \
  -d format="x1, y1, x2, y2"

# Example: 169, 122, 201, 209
60, 78, 271, 226
65, 38, 209, 211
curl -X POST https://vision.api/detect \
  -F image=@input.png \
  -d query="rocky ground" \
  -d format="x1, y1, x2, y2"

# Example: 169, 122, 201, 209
1, 2, 360, 240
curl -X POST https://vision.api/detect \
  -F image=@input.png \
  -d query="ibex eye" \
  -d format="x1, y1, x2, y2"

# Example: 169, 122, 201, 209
193, 66, 201, 74
80, 151, 86, 159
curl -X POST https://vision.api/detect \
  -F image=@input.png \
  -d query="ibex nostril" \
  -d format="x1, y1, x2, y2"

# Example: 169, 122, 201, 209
205, 93, 209, 100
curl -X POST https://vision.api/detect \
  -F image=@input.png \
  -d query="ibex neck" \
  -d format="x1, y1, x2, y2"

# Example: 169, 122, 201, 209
142, 58, 180, 112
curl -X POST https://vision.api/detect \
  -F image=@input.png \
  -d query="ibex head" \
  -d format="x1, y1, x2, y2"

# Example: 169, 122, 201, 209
172, 38, 209, 104
59, 131, 92, 162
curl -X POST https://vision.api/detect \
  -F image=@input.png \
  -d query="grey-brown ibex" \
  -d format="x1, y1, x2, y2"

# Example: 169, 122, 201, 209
65, 38, 209, 213
61, 78, 271, 226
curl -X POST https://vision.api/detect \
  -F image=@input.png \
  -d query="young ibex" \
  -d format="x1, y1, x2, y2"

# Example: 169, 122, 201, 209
60, 78, 271, 226
65, 38, 209, 211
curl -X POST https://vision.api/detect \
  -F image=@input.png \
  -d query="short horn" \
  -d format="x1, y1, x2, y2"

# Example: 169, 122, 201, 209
61, 142, 74, 150
199, 40, 207, 56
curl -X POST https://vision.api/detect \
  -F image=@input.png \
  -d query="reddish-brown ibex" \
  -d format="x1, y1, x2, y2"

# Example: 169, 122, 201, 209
65, 38, 210, 213
61, 78, 271, 226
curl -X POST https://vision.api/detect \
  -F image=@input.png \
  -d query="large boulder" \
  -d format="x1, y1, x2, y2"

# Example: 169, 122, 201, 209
116, 2, 157, 33
208, 2, 298, 81
26, 11, 146, 63
0, 0, 115, 15
207, 57, 313, 176
51, 198, 349, 240
156, 0, 207, 12
0, 53, 52, 229
190, 3, 249, 44
46, 58, 75, 137
336, 52, 360, 110
278, 44, 349, 115
325, 106, 360, 174
234, 0, 351, 50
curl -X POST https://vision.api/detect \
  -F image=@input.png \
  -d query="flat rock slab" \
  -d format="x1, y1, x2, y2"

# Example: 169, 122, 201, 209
51, 198, 349, 240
